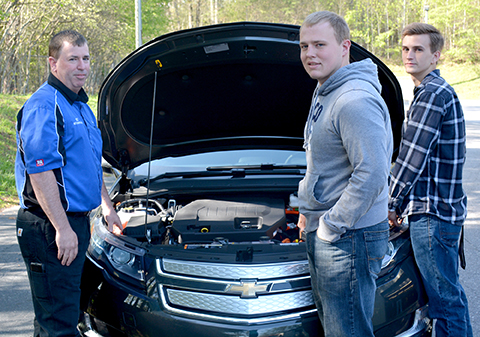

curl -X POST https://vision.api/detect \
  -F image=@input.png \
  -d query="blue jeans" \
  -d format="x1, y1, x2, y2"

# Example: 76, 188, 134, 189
16, 208, 90, 337
306, 220, 389, 336
408, 214, 473, 337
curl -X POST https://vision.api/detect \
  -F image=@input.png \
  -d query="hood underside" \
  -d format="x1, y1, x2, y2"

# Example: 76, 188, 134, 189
97, 22, 404, 171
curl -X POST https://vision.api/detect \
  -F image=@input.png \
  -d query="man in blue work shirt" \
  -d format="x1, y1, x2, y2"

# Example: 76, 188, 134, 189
15, 30, 122, 337
388, 23, 472, 336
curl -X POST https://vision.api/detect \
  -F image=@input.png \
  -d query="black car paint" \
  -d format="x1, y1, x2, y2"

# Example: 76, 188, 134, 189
80, 22, 430, 337
96, 22, 403, 171
82, 226, 428, 337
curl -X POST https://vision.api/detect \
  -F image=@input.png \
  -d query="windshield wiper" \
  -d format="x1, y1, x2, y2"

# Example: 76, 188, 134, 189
206, 163, 306, 171
139, 164, 306, 186
139, 170, 215, 185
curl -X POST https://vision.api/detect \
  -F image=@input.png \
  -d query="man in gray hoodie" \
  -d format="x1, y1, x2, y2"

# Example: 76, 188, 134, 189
297, 11, 393, 336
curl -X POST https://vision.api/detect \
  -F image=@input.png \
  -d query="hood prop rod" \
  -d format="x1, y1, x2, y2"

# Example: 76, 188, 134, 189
144, 71, 158, 244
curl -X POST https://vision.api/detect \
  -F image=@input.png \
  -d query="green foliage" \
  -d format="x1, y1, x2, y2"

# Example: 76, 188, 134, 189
1, 0, 479, 97
0, 0, 136, 96
0, 94, 26, 209
428, 0, 480, 63
142, 1, 170, 42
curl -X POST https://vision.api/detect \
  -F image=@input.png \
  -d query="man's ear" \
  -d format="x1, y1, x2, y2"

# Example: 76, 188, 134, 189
48, 56, 57, 73
432, 50, 441, 65
342, 39, 351, 57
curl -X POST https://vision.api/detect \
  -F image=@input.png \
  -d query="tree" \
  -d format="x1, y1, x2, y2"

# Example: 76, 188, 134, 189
1, 0, 478, 96
430, 0, 480, 62
0, 0, 138, 95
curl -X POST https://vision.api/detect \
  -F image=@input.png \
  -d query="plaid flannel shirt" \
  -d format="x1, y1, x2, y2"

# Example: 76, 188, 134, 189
389, 70, 467, 224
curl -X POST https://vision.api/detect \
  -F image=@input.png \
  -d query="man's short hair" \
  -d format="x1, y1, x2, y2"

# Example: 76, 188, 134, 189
301, 11, 350, 44
402, 23, 444, 53
49, 30, 87, 59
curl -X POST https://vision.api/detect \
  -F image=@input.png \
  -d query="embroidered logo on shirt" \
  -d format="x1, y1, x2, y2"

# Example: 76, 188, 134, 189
73, 117, 83, 126
36, 159, 44, 167
17, 228, 23, 237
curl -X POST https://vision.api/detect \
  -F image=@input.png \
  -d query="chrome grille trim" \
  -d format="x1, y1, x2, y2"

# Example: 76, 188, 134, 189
161, 258, 310, 279
159, 284, 317, 324
156, 259, 311, 294
156, 258, 315, 324
165, 288, 314, 315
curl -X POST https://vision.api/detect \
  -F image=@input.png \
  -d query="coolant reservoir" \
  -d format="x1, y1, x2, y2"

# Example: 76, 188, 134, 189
289, 194, 299, 212
117, 202, 157, 228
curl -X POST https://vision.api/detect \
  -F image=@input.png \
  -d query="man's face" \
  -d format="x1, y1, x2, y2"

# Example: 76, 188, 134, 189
49, 41, 90, 94
299, 21, 350, 85
402, 34, 440, 81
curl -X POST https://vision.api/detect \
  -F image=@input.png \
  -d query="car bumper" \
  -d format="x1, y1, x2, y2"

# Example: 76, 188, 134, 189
80, 306, 430, 337
81, 253, 431, 337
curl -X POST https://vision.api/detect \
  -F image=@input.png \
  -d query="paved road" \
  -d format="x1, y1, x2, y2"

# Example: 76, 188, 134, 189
458, 100, 480, 335
0, 206, 32, 336
1, 100, 479, 336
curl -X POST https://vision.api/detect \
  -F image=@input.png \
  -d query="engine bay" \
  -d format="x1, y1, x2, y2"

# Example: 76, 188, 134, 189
116, 196, 302, 246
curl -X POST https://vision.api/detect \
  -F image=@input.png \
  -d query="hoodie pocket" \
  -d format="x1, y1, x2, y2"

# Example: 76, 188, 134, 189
298, 172, 336, 210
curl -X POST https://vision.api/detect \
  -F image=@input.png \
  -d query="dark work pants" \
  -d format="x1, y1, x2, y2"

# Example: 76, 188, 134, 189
16, 208, 90, 337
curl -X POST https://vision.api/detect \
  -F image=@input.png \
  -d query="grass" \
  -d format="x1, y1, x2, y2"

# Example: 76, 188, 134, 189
0, 62, 478, 210
0, 94, 28, 210
386, 61, 480, 100
0, 94, 98, 210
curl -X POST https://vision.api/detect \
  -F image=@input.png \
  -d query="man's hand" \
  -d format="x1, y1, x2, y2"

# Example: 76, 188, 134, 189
56, 226, 78, 266
101, 183, 123, 234
103, 206, 123, 235
298, 213, 306, 239
30, 171, 79, 266
388, 210, 403, 227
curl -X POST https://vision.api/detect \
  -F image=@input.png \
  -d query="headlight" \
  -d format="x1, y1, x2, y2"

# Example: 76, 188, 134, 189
110, 246, 134, 265
89, 216, 146, 281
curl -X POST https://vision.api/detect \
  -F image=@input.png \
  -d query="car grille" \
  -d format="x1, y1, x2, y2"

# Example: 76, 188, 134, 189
162, 258, 310, 279
156, 258, 316, 323
167, 289, 314, 315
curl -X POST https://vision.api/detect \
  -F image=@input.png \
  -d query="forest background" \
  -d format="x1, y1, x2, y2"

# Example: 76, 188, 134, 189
1, 0, 479, 96
1, 0, 480, 208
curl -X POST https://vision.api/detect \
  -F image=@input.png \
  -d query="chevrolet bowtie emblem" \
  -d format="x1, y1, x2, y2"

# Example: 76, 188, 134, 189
225, 281, 272, 298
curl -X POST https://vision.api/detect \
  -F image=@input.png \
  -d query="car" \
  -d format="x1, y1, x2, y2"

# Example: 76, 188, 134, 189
79, 22, 432, 337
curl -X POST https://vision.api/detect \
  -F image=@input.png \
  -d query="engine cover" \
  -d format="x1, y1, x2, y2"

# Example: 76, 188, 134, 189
171, 199, 286, 243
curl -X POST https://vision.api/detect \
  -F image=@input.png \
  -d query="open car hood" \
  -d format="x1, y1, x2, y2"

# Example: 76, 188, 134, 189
97, 22, 404, 171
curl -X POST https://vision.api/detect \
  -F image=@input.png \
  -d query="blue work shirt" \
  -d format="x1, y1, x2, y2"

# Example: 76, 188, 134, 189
15, 74, 103, 212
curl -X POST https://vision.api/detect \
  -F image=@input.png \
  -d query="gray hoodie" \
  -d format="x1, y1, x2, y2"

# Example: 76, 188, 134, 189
298, 58, 393, 242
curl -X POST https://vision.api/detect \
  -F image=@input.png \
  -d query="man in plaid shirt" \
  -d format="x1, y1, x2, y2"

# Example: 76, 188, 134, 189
388, 23, 472, 336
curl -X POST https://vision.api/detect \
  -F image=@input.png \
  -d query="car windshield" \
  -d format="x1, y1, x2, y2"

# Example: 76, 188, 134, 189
129, 149, 306, 180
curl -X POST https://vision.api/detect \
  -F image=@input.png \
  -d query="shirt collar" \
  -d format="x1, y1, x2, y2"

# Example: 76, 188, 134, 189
421, 69, 441, 85
48, 73, 89, 105
425, 69, 440, 80
414, 69, 441, 94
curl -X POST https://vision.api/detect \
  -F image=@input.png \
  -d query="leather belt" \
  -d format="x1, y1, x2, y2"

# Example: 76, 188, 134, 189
66, 211, 90, 217
26, 207, 90, 218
